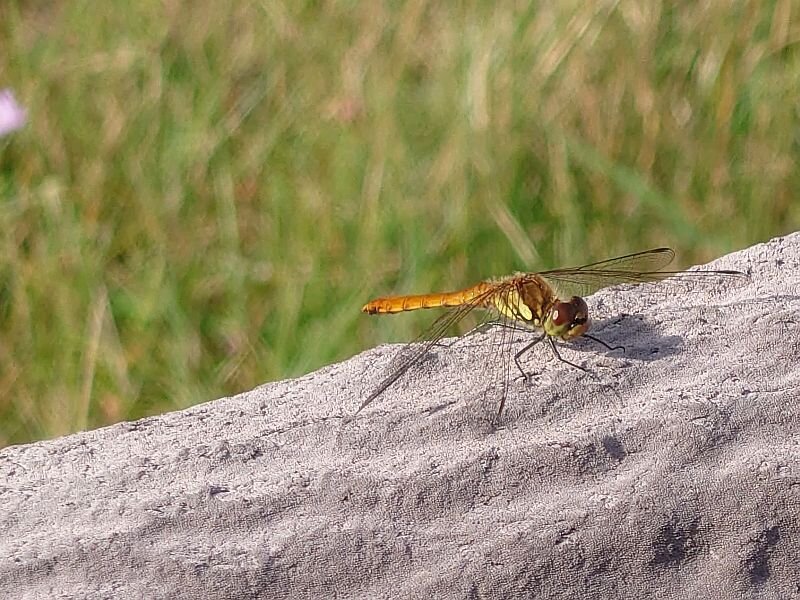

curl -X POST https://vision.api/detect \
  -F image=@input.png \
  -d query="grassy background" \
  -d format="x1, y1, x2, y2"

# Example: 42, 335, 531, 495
1, 1, 798, 446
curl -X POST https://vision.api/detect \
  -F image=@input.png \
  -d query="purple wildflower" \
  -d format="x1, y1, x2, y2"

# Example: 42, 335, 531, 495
0, 89, 27, 137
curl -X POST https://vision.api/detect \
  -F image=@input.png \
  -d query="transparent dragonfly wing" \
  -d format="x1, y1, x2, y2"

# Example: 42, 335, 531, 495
566, 247, 676, 272
537, 248, 745, 299
353, 281, 520, 418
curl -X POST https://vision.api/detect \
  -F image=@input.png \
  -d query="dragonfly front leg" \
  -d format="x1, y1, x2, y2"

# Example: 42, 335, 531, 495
547, 337, 587, 372
582, 333, 624, 353
548, 338, 601, 381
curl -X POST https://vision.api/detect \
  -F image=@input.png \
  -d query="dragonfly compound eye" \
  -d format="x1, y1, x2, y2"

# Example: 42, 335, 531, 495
548, 297, 590, 339
550, 302, 575, 327
564, 296, 590, 338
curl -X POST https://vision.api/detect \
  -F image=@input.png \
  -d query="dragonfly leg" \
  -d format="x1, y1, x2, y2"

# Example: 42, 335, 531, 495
583, 333, 624, 353
548, 337, 587, 372
496, 331, 546, 421
548, 338, 601, 381
513, 333, 546, 383
496, 393, 507, 422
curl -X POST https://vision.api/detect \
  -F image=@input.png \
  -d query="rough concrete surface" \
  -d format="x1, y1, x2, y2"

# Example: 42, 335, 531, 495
2, 234, 800, 599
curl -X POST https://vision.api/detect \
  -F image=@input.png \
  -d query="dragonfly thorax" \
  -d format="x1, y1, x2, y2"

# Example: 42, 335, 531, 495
543, 296, 590, 340
491, 278, 590, 340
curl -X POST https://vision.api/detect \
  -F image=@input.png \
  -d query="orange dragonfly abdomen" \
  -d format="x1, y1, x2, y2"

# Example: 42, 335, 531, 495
362, 281, 494, 314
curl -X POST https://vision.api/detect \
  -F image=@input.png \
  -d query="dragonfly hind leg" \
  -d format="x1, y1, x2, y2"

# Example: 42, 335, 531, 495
513, 333, 546, 384
496, 332, 545, 421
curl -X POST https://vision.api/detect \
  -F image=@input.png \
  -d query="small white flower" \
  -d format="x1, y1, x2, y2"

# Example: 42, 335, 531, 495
0, 89, 27, 137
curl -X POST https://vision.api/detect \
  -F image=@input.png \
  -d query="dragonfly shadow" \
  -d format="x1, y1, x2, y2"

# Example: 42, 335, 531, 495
362, 313, 687, 424
433, 316, 685, 365
569, 314, 684, 363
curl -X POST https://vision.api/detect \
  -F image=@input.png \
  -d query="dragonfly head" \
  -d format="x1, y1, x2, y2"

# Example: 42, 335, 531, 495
545, 296, 590, 340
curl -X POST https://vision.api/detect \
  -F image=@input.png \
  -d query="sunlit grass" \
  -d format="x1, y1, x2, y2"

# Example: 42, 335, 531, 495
1, 0, 798, 445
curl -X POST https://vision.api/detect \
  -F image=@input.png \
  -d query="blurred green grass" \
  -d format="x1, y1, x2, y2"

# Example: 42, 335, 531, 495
0, 1, 798, 446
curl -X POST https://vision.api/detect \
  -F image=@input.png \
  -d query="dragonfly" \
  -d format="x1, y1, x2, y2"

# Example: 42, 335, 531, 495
354, 247, 746, 421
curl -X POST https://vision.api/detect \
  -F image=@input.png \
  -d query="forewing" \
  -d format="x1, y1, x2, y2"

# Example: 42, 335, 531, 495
563, 247, 676, 272
537, 247, 744, 298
